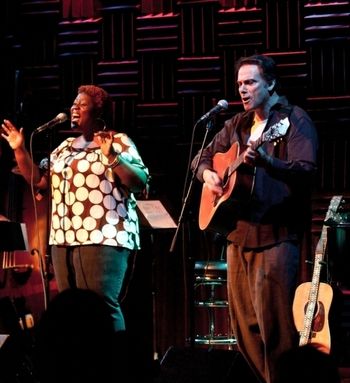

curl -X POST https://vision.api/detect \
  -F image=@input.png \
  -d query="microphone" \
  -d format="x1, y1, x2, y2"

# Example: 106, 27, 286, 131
34, 113, 68, 134
197, 99, 228, 123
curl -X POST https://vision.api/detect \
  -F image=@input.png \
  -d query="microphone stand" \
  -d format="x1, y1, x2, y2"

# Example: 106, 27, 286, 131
169, 118, 214, 348
28, 130, 52, 311
169, 118, 213, 253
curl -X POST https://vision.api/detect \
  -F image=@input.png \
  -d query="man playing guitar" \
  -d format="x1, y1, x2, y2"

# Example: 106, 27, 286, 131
191, 54, 318, 383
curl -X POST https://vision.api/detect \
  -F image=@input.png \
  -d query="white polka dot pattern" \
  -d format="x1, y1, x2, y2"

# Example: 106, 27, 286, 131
48, 134, 149, 250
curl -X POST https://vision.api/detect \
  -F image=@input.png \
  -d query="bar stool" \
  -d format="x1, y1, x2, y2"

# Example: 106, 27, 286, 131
193, 260, 236, 346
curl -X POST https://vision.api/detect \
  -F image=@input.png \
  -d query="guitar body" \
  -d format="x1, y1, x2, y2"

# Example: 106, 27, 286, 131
293, 281, 333, 351
199, 142, 254, 235
198, 117, 291, 235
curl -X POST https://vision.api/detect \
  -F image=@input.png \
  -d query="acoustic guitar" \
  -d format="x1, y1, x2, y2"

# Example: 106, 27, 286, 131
198, 117, 290, 235
292, 195, 343, 353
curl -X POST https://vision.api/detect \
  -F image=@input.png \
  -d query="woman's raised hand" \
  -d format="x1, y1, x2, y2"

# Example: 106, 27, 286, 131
1, 120, 25, 151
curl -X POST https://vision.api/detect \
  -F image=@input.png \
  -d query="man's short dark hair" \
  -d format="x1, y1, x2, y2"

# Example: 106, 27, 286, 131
235, 54, 280, 91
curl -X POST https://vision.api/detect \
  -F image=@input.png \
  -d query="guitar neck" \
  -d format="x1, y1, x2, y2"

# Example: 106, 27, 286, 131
306, 225, 328, 314
227, 134, 265, 177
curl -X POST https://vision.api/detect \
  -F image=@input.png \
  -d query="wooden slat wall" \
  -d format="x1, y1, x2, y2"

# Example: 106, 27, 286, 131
1, 0, 349, 358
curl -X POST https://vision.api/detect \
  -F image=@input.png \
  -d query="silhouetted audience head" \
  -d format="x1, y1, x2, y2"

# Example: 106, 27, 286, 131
276, 343, 341, 383
33, 288, 122, 383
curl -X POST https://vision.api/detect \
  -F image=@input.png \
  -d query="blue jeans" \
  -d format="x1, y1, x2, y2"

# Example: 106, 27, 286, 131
51, 245, 131, 331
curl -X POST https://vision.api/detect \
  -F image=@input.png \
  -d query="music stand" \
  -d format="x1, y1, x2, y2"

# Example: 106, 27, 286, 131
136, 200, 177, 230
135, 200, 176, 363
0, 221, 29, 251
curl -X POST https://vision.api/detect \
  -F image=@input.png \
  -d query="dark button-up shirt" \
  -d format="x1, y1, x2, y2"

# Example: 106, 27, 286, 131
192, 97, 318, 249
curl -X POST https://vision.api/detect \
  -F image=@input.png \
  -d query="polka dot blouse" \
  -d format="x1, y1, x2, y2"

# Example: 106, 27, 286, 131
48, 132, 149, 250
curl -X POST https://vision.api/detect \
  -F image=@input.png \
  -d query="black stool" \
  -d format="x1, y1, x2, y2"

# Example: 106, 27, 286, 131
193, 260, 236, 346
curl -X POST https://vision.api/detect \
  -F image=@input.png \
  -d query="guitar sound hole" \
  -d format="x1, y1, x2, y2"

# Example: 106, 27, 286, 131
312, 301, 325, 332
304, 301, 325, 332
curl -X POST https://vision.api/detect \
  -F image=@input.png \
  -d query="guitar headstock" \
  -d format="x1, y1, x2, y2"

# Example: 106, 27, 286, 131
261, 117, 290, 144
324, 195, 344, 226
252, 117, 290, 150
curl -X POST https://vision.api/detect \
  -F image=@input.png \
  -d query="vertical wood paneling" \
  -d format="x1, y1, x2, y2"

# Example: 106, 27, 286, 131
309, 45, 350, 96
100, 5, 138, 59
265, 0, 303, 49
1, 0, 350, 362
178, 1, 219, 55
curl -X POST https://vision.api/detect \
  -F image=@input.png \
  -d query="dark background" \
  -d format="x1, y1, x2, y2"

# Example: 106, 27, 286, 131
0, 0, 350, 368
